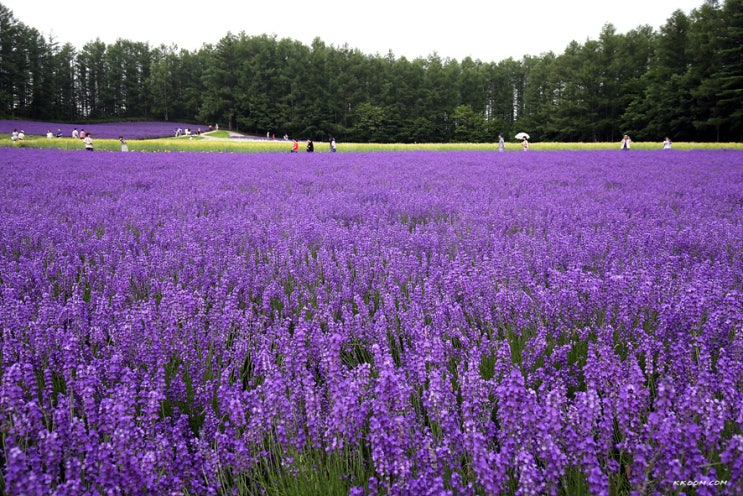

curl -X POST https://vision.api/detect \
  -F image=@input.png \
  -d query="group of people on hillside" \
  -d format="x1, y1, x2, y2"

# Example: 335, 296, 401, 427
494, 132, 674, 151
8, 126, 132, 152
75, 133, 127, 152
70, 127, 96, 151
175, 128, 201, 137
290, 137, 336, 153
497, 133, 530, 151
621, 135, 673, 150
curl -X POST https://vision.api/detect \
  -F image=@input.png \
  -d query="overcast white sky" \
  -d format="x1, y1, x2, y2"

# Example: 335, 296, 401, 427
6, 0, 705, 62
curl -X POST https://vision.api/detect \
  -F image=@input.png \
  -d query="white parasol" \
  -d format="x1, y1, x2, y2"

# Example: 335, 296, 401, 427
515, 132, 530, 140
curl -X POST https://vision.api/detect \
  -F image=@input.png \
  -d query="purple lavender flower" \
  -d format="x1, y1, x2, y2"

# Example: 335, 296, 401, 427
1, 148, 742, 493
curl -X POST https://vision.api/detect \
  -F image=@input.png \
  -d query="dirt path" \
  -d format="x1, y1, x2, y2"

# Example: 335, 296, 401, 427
198, 130, 244, 140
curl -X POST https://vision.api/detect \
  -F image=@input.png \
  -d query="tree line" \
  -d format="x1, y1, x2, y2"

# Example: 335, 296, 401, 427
1, 0, 741, 142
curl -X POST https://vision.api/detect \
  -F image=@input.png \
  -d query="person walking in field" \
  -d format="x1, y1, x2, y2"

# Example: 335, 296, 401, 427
498, 133, 505, 152
521, 136, 529, 151
84, 133, 94, 151
306, 139, 314, 152
330, 137, 336, 152
72, 128, 79, 139
291, 139, 299, 152
119, 136, 129, 152
663, 137, 672, 149
621, 135, 631, 150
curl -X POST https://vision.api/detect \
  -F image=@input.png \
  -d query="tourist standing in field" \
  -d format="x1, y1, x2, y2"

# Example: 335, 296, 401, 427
119, 136, 129, 152
11, 129, 18, 141
621, 135, 631, 150
291, 139, 299, 152
498, 133, 505, 152
72, 128, 79, 139
84, 133, 94, 151
306, 139, 314, 152
330, 137, 336, 152
663, 137, 672, 149
521, 136, 529, 151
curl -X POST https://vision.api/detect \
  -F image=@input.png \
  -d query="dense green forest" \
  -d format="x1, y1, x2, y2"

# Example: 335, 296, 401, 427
1, 0, 741, 142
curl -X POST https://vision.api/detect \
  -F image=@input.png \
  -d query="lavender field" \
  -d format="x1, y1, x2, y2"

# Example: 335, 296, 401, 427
1, 148, 742, 495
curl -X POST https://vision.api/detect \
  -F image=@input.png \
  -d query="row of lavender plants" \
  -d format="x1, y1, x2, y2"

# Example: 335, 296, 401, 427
1, 120, 207, 140
1, 149, 742, 495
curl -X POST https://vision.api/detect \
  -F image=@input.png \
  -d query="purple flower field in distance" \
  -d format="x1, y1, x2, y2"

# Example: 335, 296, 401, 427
0, 120, 207, 139
1, 148, 742, 495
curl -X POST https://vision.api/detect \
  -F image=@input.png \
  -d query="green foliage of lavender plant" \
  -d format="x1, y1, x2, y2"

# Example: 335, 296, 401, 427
212, 441, 369, 496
